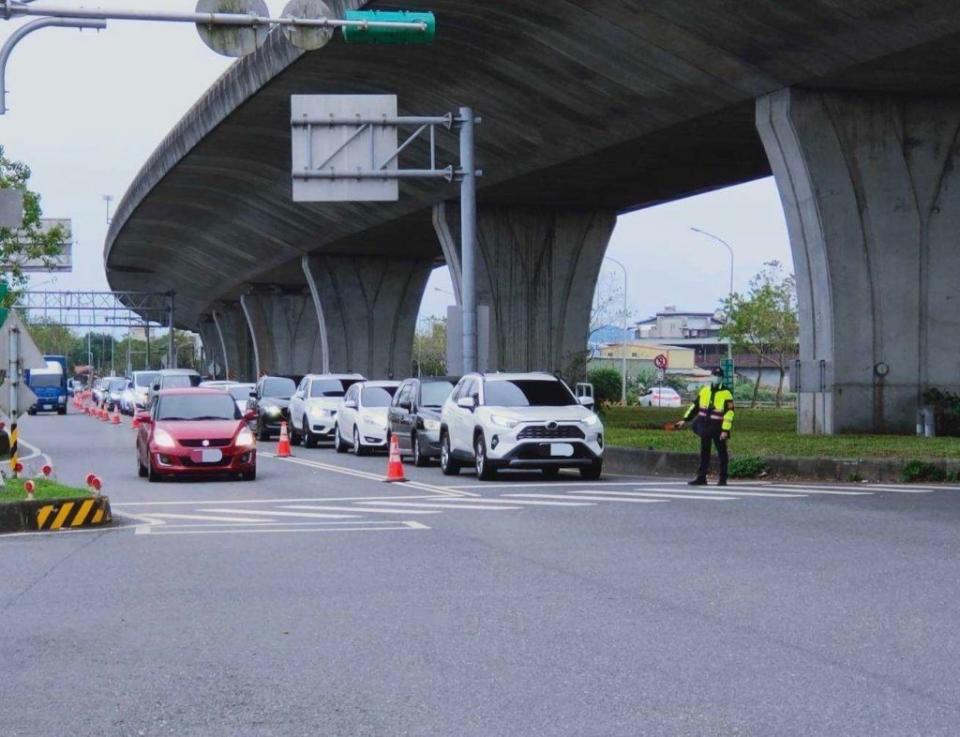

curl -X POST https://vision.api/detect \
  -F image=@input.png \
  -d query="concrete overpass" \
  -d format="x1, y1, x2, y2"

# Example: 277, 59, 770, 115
105, 0, 960, 434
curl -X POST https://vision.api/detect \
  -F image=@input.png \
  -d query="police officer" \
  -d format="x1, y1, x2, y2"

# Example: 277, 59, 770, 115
676, 367, 734, 486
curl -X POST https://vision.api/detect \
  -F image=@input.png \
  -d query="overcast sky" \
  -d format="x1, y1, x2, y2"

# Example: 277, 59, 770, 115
0, 1, 792, 333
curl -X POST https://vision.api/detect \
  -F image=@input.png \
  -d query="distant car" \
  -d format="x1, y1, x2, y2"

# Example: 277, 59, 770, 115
131, 370, 160, 410
91, 377, 109, 406
334, 381, 400, 455
388, 376, 459, 466
249, 375, 297, 440
100, 377, 127, 411
637, 386, 682, 408
439, 372, 603, 480
119, 379, 138, 415
135, 388, 257, 482
289, 373, 365, 447
226, 383, 256, 417
200, 380, 237, 389
148, 369, 202, 405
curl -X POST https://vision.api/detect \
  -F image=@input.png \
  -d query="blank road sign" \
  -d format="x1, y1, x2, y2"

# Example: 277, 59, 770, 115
0, 190, 23, 229
291, 94, 399, 202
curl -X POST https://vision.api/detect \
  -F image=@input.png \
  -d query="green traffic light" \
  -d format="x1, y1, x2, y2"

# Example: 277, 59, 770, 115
342, 10, 436, 45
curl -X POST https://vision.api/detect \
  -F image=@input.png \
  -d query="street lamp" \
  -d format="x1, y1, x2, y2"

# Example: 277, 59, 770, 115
690, 227, 734, 362
102, 194, 114, 226
603, 256, 629, 405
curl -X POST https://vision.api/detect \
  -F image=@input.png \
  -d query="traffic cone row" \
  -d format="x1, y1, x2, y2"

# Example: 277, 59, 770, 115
277, 421, 292, 458
384, 434, 407, 482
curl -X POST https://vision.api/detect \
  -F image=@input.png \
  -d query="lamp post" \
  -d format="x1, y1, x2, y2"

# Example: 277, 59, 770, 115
690, 227, 734, 362
603, 256, 629, 405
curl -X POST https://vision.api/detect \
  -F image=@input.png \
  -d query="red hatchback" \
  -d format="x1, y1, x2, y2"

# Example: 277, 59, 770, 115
136, 388, 257, 482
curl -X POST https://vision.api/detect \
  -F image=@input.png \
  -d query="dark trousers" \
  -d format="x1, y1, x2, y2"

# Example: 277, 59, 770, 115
697, 432, 728, 480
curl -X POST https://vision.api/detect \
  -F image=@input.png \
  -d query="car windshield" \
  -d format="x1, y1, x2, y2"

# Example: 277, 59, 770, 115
108, 379, 126, 392
420, 381, 455, 407
262, 377, 296, 398
156, 394, 239, 421
310, 379, 359, 398
483, 379, 576, 407
29, 373, 62, 388
162, 375, 199, 390
361, 386, 397, 407
135, 372, 159, 388
228, 385, 255, 401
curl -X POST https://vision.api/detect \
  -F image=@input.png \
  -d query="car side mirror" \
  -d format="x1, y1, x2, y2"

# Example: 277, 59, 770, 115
457, 396, 476, 410
152, 384, 160, 392
243, 410, 256, 422
578, 396, 595, 408
136, 412, 152, 425
344, 400, 358, 409
249, 390, 257, 398
399, 401, 411, 411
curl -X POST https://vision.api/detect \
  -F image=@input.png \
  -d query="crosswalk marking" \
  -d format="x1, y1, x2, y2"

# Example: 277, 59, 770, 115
588, 489, 808, 500
282, 504, 442, 515
413, 497, 595, 507
199, 508, 359, 520
141, 512, 279, 524
564, 490, 740, 502
354, 500, 525, 511
503, 494, 667, 504
720, 486, 868, 496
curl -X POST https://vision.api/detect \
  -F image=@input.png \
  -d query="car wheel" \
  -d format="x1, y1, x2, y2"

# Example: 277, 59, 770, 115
290, 422, 302, 446
137, 449, 147, 478
353, 426, 368, 457
334, 424, 348, 453
57, 406, 67, 416
302, 419, 316, 449
257, 418, 270, 442
242, 468, 257, 481
147, 460, 161, 483
440, 432, 460, 476
579, 460, 603, 480
475, 434, 497, 481
412, 432, 429, 467
541, 466, 560, 480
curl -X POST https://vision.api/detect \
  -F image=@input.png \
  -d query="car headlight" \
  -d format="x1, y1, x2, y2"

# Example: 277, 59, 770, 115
490, 414, 519, 429
265, 405, 281, 417
362, 414, 387, 429
581, 414, 600, 427
308, 406, 330, 419
153, 428, 177, 449
236, 427, 255, 447
422, 418, 441, 431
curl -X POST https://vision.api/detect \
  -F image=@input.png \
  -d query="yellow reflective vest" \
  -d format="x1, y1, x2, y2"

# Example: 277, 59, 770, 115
683, 384, 735, 432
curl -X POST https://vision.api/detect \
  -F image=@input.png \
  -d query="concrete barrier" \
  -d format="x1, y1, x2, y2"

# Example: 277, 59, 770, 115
0, 496, 112, 534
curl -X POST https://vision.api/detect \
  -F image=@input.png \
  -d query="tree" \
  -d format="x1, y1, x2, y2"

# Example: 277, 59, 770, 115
719, 261, 799, 408
0, 146, 68, 304
587, 367, 622, 406
413, 318, 447, 377
27, 319, 80, 360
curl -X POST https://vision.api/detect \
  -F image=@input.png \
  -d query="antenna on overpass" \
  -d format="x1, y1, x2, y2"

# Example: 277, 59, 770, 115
0, 0, 435, 112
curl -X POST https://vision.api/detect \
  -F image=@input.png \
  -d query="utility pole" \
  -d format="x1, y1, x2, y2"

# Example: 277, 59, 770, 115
458, 106, 478, 374
604, 256, 629, 405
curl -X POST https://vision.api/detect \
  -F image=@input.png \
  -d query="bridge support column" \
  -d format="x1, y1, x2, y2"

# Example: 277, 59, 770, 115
303, 254, 432, 379
435, 203, 616, 379
239, 290, 323, 377
758, 88, 960, 434
210, 303, 255, 381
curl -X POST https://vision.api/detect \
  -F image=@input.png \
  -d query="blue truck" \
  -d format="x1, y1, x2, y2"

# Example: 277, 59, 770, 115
25, 354, 68, 416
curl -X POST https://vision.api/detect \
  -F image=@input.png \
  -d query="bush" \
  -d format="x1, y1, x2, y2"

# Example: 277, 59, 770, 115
588, 367, 623, 405
900, 460, 947, 483
728, 456, 768, 478
922, 388, 960, 437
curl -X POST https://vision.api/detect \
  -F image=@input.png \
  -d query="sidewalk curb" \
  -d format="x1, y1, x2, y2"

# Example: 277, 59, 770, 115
604, 447, 960, 483
0, 496, 112, 534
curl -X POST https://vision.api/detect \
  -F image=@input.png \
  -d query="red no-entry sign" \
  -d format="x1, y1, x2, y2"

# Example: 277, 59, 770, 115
654, 354, 668, 370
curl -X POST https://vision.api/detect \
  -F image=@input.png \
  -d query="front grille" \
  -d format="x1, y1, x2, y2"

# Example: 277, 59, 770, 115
517, 424, 585, 440
180, 438, 231, 448
181, 454, 232, 467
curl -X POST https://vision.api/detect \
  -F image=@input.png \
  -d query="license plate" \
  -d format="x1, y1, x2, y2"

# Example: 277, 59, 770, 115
42, 405, 52, 410
200, 449, 223, 463
550, 443, 574, 457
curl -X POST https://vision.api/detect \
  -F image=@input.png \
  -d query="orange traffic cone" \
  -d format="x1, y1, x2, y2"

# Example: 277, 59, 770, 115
277, 421, 292, 458
100, 407, 109, 422
384, 434, 407, 482
112, 407, 121, 425
132, 413, 140, 429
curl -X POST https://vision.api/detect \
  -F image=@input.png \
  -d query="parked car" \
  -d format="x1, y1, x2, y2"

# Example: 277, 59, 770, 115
100, 376, 127, 411
388, 376, 459, 466
119, 379, 138, 415
227, 383, 256, 417
91, 377, 112, 406
637, 386, 682, 408
200, 380, 237, 389
135, 388, 257, 482
148, 368, 202, 405
249, 375, 297, 440
334, 381, 400, 455
439, 372, 603, 480
289, 373, 365, 447
131, 370, 160, 410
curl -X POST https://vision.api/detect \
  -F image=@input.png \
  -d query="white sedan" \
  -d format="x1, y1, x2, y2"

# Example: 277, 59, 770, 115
334, 381, 401, 455
637, 386, 683, 407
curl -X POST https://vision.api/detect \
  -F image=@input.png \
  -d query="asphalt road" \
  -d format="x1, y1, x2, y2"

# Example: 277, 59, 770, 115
2, 407, 959, 736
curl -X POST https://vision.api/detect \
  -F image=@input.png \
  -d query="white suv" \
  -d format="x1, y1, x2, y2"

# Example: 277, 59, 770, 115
289, 373, 365, 447
439, 372, 603, 480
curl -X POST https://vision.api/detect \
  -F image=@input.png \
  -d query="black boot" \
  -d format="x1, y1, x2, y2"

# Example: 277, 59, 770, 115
687, 477, 707, 486
716, 478, 728, 486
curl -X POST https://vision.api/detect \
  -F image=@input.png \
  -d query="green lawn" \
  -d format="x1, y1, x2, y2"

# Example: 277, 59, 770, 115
602, 406, 960, 461
0, 478, 92, 504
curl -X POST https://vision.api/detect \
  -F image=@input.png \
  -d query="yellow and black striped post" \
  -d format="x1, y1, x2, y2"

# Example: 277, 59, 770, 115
8, 419, 17, 477
34, 497, 112, 531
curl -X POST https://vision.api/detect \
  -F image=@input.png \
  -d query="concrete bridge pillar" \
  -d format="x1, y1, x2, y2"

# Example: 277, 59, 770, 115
240, 289, 323, 377
758, 88, 960, 434
302, 254, 432, 379
435, 203, 616, 380
197, 318, 223, 379
208, 303, 255, 381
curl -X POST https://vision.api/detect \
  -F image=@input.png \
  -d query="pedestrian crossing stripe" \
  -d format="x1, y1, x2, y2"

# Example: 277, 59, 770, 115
35, 497, 112, 530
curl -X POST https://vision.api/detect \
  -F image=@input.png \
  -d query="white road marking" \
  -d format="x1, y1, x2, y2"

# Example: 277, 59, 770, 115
611, 489, 809, 499
716, 486, 867, 497
143, 521, 429, 536
355, 500, 525, 511
415, 497, 595, 507
566, 490, 739, 501
199, 508, 359, 520
503, 494, 667, 504
113, 495, 439, 507
761, 484, 931, 494
281, 504, 442, 515
445, 480, 689, 490
143, 512, 279, 523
